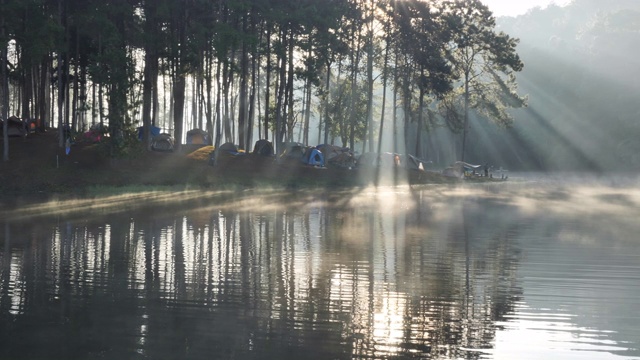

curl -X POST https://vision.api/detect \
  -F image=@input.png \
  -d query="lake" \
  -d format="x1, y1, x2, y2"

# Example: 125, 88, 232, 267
1, 175, 639, 359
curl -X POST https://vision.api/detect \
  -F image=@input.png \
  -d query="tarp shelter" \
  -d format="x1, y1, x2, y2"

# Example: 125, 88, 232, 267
253, 139, 274, 156
302, 148, 325, 167
1, 116, 27, 137
186, 129, 210, 145
442, 161, 482, 178
405, 154, 431, 171
138, 125, 161, 140
151, 133, 174, 152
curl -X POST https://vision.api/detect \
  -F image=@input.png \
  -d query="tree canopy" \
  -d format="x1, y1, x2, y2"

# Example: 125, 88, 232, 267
1, 0, 525, 166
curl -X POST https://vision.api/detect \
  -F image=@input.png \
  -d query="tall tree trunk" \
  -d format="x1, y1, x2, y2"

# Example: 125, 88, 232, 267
1, 0, 8, 161
247, 38, 257, 147
39, 56, 50, 131
274, 27, 287, 152
57, 0, 65, 147
173, 74, 186, 149
415, 90, 424, 158
172, 6, 187, 150
142, 34, 155, 149
377, 36, 390, 156
349, 30, 361, 151
71, 29, 79, 131
205, 45, 213, 141
302, 36, 312, 145
264, 26, 271, 140
461, 71, 470, 161
322, 63, 331, 145
285, 28, 295, 142
238, 16, 249, 150
222, 57, 232, 142
365, 0, 374, 153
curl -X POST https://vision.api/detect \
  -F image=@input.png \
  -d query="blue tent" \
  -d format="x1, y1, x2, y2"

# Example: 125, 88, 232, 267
137, 126, 161, 140
303, 148, 325, 167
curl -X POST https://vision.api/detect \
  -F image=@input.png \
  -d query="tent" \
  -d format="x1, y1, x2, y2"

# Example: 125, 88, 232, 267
302, 147, 325, 167
1, 116, 27, 137
280, 142, 305, 156
137, 125, 161, 140
186, 129, 210, 145
328, 151, 357, 168
151, 133, 174, 152
83, 123, 108, 143
316, 144, 341, 160
316, 144, 356, 168
253, 139, 274, 156
218, 142, 240, 155
280, 144, 305, 161
209, 142, 243, 165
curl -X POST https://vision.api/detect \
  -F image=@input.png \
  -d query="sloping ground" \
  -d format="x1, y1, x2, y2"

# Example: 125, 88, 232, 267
0, 130, 463, 195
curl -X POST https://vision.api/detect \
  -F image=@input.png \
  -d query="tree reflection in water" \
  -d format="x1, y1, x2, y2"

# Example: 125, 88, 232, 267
0, 189, 524, 359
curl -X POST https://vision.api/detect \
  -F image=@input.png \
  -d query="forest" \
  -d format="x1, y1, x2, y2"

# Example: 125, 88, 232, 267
0, 0, 524, 167
1, 0, 637, 172
460, 0, 640, 171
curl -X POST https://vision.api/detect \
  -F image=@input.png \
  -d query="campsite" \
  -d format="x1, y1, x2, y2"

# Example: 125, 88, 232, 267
0, 128, 496, 195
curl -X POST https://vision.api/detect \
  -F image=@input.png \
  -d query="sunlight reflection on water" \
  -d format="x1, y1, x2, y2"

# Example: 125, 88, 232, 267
1, 177, 639, 359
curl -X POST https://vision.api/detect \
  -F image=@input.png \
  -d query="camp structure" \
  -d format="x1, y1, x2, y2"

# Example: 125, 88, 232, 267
218, 142, 241, 155
137, 125, 161, 140
302, 147, 325, 167
186, 129, 210, 145
253, 139, 274, 156
442, 161, 482, 178
279, 142, 306, 162
209, 142, 244, 165
1, 116, 27, 137
151, 133, 174, 152
405, 154, 432, 171
82, 123, 108, 143
316, 144, 356, 168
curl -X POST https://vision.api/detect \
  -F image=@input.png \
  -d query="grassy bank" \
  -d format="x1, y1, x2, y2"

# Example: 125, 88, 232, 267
1, 131, 467, 196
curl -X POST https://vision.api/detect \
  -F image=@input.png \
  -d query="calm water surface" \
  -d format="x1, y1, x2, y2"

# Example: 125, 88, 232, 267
1, 176, 639, 359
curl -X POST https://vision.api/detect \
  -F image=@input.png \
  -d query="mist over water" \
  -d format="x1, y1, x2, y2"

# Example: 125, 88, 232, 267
1, 177, 639, 359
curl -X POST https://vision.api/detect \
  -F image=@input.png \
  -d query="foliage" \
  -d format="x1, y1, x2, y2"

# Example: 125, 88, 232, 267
1, 0, 532, 169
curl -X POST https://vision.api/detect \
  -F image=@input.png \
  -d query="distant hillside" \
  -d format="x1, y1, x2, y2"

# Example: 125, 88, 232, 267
466, 0, 640, 171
